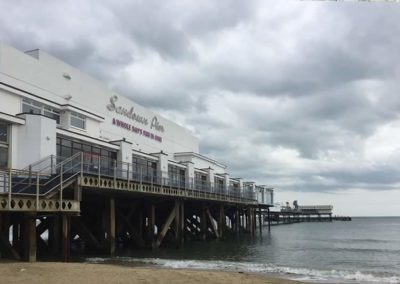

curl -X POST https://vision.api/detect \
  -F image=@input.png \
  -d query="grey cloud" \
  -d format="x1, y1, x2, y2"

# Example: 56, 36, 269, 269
1, 1, 400, 200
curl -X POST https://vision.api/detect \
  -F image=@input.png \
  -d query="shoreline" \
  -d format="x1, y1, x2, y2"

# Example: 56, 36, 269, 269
0, 261, 311, 284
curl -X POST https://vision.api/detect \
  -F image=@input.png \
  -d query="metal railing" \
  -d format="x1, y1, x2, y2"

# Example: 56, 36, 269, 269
0, 152, 259, 204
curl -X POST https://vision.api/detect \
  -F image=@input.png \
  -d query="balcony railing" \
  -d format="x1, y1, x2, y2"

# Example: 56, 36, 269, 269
0, 153, 262, 204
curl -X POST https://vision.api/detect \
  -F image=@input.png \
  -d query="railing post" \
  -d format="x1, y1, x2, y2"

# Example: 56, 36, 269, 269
80, 152, 84, 180
151, 170, 153, 190
98, 157, 101, 185
36, 172, 40, 210
113, 160, 117, 187
140, 166, 143, 190
8, 169, 12, 210
29, 165, 32, 186
60, 163, 63, 210
127, 163, 130, 184
51, 155, 54, 175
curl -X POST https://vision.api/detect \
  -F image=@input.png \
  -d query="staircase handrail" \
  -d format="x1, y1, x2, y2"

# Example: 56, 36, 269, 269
13, 152, 82, 195
36, 152, 82, 188
22, 154, 55, 172
11, 155, 59, 191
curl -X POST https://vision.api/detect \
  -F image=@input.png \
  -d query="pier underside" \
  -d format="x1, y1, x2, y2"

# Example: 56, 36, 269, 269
0, 177, 267, 262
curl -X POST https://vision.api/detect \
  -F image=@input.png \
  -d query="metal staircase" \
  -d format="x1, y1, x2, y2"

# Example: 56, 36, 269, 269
0, 153, 82, 213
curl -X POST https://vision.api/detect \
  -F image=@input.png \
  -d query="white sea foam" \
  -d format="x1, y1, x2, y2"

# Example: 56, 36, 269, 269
85, 257, 400, 284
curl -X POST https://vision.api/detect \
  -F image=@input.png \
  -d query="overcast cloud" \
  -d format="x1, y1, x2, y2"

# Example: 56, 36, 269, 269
1, 0, 400, 215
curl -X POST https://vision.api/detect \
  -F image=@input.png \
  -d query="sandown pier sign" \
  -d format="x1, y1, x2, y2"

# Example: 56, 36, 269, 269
106, 95, 164, 143
107, 95, 165, 133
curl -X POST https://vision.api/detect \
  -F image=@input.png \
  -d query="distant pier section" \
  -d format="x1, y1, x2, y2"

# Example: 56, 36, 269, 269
264, 201, 351, 227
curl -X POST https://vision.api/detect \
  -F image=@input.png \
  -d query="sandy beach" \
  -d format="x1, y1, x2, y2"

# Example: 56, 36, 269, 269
0, 262, 308, 284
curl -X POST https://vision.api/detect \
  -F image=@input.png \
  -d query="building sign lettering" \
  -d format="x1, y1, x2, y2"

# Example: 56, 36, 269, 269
107, 95, 165, 133
112, 118, 162, 142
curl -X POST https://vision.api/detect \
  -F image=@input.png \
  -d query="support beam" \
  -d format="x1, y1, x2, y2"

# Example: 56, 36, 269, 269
106, 197, 116, 255
71, 217, 101, 249
0, 234, 21, 260
48, 215, 60, 255
201, 206, 207, 241
62, 214, 70, 262
12, 222, 19, 247
154, 206, 176, 248
235, 207, 239, 233
117, 209, 145, 247
206, 209, 219, 239
180, 202, 185, 244
174, 200, 181, 247
148, 204, 155, 247
23, 213, 36, 262
218, 205, 225, 239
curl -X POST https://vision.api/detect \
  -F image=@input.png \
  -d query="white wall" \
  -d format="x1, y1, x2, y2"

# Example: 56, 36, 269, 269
0, 43, 199, 157
0, 88, 21, 115
174, 154, 227, 174
15, 114, 57, 168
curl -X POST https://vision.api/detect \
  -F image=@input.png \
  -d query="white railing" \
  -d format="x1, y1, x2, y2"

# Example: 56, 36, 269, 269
1, 152, 258, 203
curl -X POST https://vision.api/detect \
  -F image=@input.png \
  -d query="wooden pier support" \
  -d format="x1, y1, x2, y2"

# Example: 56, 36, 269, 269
23, 213, 37, 262
218, 204, 225, 239
148, 203, 155, 248
106, 197, 116, 255
174, 200, 181, 247
201, 205, 207, 241
62, 214, 70, 262
155, 205, 176, 248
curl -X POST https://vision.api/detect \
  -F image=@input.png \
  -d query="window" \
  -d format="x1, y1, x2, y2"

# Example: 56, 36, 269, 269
56, 136, 116, 167
214, 177, 224, 191
132, 155, 157, 181
0, 147, 7, 168
22, 98, 60, 124
0, 124, 7, 143
168, 164, 186, 187
0, 123, 9, 168
70, 111, 86, 129
195, 172, 208, 191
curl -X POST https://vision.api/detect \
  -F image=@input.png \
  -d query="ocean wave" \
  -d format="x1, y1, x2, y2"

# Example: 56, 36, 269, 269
85, 257, 400, 283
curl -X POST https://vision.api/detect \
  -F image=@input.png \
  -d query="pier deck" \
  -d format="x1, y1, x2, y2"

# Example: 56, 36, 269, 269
0, 153, 269, 262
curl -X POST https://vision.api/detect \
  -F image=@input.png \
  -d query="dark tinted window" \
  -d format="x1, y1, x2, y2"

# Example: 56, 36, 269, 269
0, 147, 7, 167
0, 124, 7, 143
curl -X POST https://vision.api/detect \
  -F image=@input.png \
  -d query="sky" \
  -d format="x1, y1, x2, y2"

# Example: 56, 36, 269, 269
1, 0, 400, 216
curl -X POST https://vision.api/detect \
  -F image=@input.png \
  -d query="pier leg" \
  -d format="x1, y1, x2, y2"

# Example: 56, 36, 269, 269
106, 197, 116, 255
201, 206, 207, 241
235, 208, 239, 233
267, 208, 271, 231
138, 206, 143, 238
62, 214, 70, 262
174, 200, 181, 247
148, 203, 155, 248
206, 208, 219, 239
155, 205, 176, 248
23, 213, 36, 262
218, 205, 225, 239
250, 208, 254, 236
1, 213, 9, 240
49, 215, 60, 255
258, 207, 262, 235
12, 222, 19, 247
180, 202, 185, 244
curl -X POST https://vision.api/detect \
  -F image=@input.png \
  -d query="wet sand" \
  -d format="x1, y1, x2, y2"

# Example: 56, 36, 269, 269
0, 262, 310, 284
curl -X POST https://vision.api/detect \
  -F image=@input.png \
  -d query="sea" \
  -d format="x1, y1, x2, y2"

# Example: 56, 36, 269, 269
86, 217, 400, 284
